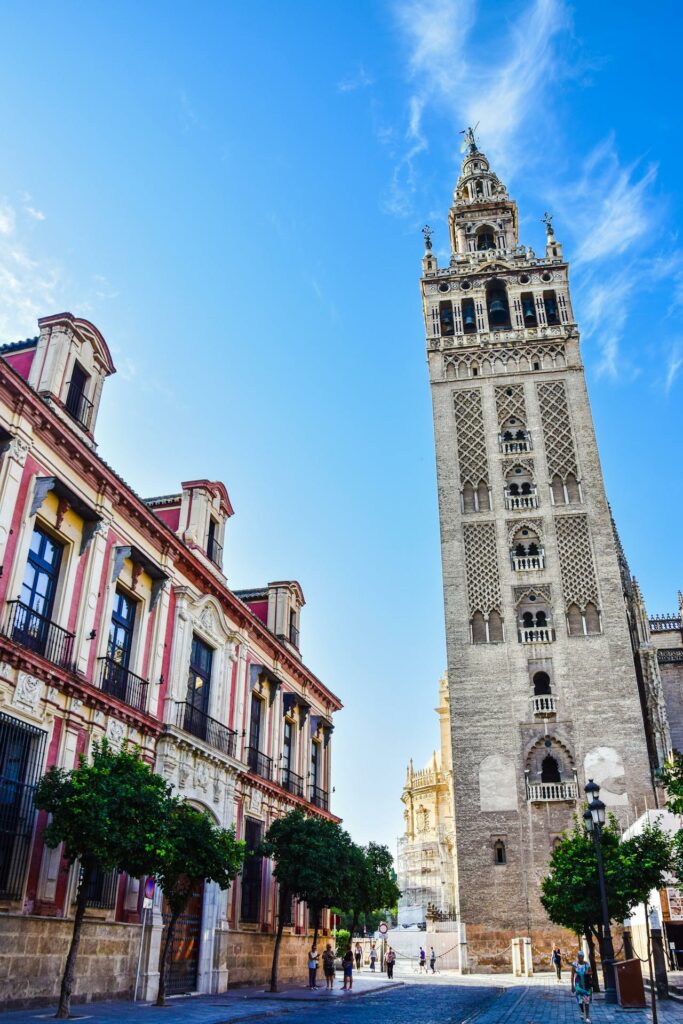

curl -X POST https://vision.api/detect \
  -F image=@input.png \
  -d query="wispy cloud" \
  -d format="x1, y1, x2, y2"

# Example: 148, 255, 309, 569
665, 343, 682, 394
0, 198, 61, 341
0, 200, 16, 236
337, 65, 374, 93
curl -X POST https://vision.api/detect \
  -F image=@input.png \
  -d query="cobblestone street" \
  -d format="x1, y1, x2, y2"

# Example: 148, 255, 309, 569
2, 975, 682, 1024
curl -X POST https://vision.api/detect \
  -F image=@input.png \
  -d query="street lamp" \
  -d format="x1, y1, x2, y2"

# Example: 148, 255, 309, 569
583, 778, 617, 1004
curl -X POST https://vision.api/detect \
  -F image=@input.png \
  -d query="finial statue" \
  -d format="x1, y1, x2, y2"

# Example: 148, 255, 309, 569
459, 123, 479, 153
422, 224, 433, 251
542, 211, 554, 235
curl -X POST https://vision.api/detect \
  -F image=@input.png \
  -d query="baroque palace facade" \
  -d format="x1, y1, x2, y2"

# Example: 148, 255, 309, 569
421, 132, 676, 968
0, 313, 341, 1007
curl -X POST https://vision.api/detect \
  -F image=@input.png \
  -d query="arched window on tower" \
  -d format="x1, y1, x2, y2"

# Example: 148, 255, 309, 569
585, 602, 601, 634
488, 609, 504, 642
543, 290, 560, 326
505, 465, 538, 509
499, 417, 530, 454
533, 671, 551, 695
476, 223, 496, 249
462, 298, 476, 334
566, 473, 581, 503
567, 603, 583, 635
493, 839, 506, 865
518, 593, 553, 643
510, 526, 544, 570
541, 755, 561, 784
471, 611, 487, 644
486, 279, 511, 329
439, 300, 454, 336
551, 475, 566, 505
477, 480, 490, 512
462, 481, 476, 513
521, 292, 538, 327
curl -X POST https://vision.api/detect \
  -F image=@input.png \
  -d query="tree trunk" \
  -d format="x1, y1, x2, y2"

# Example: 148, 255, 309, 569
269, 887, 289, 993
56, 859, 96, 1018
312, 906, 320, 949
156, 908, 181, 1007
585, 927, 600, 993
351, 909, 359, 939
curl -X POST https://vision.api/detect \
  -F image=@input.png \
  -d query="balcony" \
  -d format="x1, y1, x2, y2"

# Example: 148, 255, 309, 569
276, 623, 300, 651
98, 656, 148, 712
175, 701, 237, 758
519, 627, 554, 644
527, 781, 577, 802
64, 387, 94, 431
207, 534, 223, 568
281, 767, 304, 797
245, 745, 273, 780
531, 694, 556, 717
310, 786, 329, 811
505, 489, 538, 510
511, 553, 545, 571
500, 438, 530, 455
3, 600, 74, 671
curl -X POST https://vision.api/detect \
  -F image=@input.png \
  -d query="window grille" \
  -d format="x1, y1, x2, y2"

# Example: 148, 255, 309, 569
0, 711, 47, 900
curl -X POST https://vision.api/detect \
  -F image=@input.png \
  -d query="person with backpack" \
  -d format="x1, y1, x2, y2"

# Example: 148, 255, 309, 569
571, 950, 593, 1024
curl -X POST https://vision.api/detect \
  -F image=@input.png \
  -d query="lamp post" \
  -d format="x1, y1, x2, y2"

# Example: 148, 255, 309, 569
583, 778, 617, 1004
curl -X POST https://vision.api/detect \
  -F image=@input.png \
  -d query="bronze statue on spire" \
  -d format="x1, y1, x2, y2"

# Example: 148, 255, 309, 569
459, 124, 479, 153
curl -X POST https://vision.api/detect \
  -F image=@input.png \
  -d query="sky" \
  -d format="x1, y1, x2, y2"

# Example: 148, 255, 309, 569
0, 0, 682, 854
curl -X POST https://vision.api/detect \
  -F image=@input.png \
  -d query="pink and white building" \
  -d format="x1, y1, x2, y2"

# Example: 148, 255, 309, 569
0, 313, 342, 1007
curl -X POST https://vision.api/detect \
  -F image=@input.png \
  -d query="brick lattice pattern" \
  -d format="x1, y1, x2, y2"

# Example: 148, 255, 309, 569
463, 522, 501, 614
555, 514, 599, 610
453, 389, 489, 487
537, 380, 578, 479
495, 384, 526, 426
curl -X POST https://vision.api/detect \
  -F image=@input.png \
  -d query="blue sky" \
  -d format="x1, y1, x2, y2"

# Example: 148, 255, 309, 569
0, 0, 681, 852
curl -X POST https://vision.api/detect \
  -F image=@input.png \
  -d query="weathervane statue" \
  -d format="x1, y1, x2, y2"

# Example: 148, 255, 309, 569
460, 124, 479, 153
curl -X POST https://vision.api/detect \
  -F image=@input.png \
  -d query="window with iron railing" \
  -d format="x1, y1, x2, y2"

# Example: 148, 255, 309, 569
240, 818, 263, 923
0, 712, 47, 900
64, 362, 94, 430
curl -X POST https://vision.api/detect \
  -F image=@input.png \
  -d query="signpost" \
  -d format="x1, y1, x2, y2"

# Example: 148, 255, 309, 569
378, 921, 388, 973
134, 878, 156, 1001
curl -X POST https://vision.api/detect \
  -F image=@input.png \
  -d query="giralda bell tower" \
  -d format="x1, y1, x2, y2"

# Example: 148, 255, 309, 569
421, 130, 660, 960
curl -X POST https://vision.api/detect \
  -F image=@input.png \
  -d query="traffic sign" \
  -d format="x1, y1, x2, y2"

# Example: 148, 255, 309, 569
378, 921, 389, 935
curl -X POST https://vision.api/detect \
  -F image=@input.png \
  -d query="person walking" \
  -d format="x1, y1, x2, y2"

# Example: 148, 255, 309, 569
354, 941, 362, 970
342, 944, 354, 990
385, 946, 396, 979
419, 947, 427, 973
307, 945, 319, 989
322, 943, 335, 991
552, 944, 562, 981
429, 946, 437, 974
571, 950, 593, 1024
369, 944, 378, 972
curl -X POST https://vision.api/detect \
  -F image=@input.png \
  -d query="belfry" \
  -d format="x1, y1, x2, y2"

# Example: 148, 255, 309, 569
421, 130, 666, 965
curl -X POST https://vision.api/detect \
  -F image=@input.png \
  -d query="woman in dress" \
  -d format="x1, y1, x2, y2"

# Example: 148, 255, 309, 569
571, 950, 593, 1023
322, 943, 336, 991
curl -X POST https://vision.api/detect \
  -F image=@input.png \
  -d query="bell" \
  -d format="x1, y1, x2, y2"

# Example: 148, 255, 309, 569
463, 309, 475, 328
488, 298, 507, 325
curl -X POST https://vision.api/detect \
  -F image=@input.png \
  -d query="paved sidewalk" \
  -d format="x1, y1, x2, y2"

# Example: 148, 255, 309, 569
1, 974, 401, 1023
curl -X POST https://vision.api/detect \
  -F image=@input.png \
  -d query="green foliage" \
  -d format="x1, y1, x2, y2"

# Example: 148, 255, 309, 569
541, 814, 672, 937
335, 928, 350, 957
660, 751, 683, 815
154, 801, 245, 916
34, 739, 171, 876
262, 809, 353, 913
343, 841, 401, 927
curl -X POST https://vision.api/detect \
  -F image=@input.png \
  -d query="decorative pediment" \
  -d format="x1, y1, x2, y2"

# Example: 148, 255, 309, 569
191, 595, 238, 645
514, 585, 552, 607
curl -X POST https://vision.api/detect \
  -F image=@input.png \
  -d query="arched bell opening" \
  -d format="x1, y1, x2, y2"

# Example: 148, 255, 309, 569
486, 279, 511, 329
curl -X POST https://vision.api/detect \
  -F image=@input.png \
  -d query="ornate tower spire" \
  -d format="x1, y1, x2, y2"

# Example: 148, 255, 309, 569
448, 143, 518, 259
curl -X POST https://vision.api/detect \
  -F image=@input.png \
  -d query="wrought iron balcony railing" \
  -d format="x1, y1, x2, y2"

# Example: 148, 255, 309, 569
500, 438, 531, 454
527, 781, 577, 802
245, 745, 273, 780
281, 767, 304, 797
65, 387, 94, 431
531, 694, 556, 717
175, 701, 237, 758
309, 786, 329, 811
98, 656, 149, 713
4, 600, 74, 671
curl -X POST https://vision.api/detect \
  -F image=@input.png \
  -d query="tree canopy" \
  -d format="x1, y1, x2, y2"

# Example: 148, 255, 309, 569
343, 841, 401, 934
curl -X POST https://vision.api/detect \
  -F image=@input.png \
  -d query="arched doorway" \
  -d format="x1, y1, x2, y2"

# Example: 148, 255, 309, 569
162, 881, 205, 995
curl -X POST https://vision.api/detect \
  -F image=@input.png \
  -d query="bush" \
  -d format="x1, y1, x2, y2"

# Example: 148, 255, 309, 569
335, 928, 351, 958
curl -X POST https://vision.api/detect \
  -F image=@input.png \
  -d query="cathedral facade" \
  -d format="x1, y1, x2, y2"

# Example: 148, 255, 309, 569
421, 134, 663, 965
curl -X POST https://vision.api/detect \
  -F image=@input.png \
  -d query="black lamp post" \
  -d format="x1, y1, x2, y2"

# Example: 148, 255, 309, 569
583, 778, 617, 1004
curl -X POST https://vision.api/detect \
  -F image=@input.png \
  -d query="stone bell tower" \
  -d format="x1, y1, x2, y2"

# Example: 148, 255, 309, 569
421, 129, 659, 958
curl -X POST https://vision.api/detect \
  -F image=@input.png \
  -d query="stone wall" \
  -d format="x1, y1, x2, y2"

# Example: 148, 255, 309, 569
0, 913, 141, 1010
224, 930, 309, 987
465, 923, 580, 973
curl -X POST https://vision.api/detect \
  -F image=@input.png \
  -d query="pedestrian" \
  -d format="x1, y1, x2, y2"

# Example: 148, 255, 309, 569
552, 943, 562, 981
369, 944, 377, 972
354, 941, 362, 970
322, 942, 335, 991
308, 945, 319, 989
385, 946, 396, 980
430, 946, 436, 974
342, 944, 354, 990
419, 946, 427, 973
571, 950, 593, 1024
